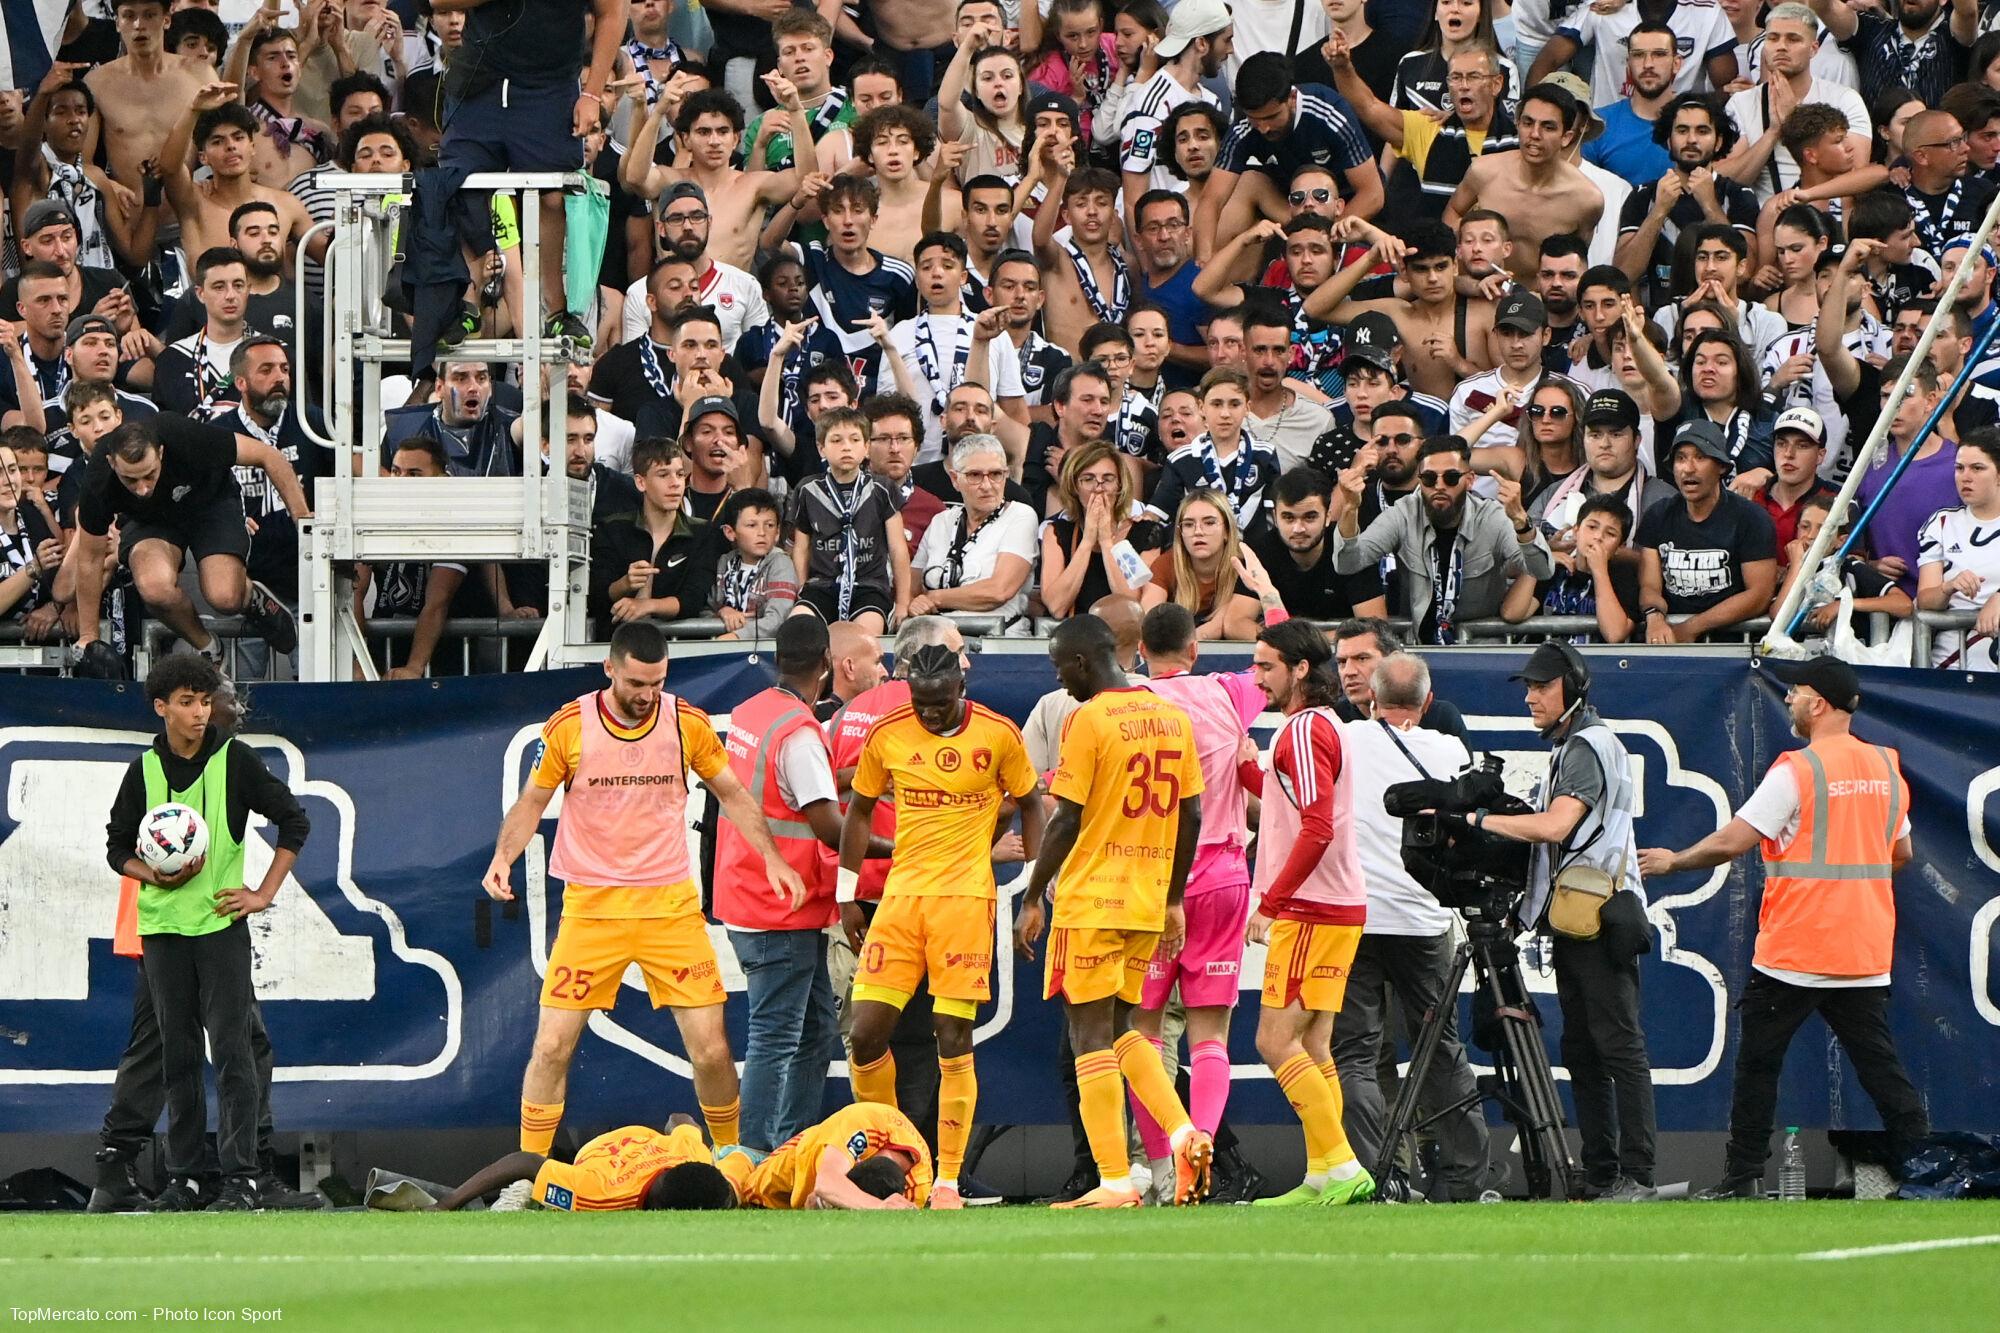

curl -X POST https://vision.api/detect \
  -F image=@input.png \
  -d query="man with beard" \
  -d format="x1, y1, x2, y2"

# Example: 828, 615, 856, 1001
620, 183, 768, 352
216, 337, 330, 670
1618, 94, 1759, 311
1118, 0, 1232, 235
164, 204, 315, 356
924, 176, 1016, 310
1196, 217, 1348, 398
1332, 436, 1550, 644
1326, 41, 1518, 223
1584, 24, 1681, 184
1719, 6, 1875, 206
1446, 85, 1603, 286
1636, 421, 1780, 641
0, 203, 131, 350
21, 315, 158, 473
1132, 192, 1207, 372
1536, 236, 1589, 375
1808, 0, 1976, 107
1531, 0, 1737, 99
988, 251, 1073, 423
1252, 467, 1387, 622
153, 248, 263, 419
1242, 307, 1334, 473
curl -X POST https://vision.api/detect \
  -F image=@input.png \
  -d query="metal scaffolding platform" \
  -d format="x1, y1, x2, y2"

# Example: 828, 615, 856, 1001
293, 171, 601, 680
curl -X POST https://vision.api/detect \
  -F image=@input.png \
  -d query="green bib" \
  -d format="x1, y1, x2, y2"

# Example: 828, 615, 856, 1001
139, 744, 243, 937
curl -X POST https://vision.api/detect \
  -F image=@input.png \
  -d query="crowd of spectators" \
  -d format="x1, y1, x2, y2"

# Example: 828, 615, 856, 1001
3, 0, 1999, 676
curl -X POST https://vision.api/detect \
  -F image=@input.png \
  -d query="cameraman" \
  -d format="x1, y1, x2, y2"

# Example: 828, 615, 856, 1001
1335, 652, 1492, 1201
1469, 641, 1656, 1202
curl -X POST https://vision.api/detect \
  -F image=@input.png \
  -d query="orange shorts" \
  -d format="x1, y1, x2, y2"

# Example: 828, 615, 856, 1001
1044, 926, 1161, 1006
543, 912, 725, 1011
1261, 920, 1362, 1012
855, 895, 995, 1005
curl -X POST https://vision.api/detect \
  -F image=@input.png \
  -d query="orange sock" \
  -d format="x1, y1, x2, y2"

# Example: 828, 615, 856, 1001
851, 1050, 898, 1107
1073, 1050, 1130, 1183
519, 1099, 563, 1154
937, 1053, 977, 1180
1275, 1053, 1352, 1172
700, 1097, 741, 1149
1113, 1030, 1191, 1139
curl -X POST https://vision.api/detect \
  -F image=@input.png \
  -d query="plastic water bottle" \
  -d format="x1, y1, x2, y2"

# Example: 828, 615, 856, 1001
1778, 1127, 1807, 1201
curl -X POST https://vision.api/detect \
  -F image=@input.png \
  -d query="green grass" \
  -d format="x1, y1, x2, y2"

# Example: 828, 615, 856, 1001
7, 1203, 1999, 1331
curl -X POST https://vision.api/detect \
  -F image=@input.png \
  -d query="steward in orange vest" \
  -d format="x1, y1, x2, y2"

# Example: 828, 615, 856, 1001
1639, 655, 1931, 1200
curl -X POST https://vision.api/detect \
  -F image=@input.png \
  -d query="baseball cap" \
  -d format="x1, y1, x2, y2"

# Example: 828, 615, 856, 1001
1582, 389, 1640, 430
1767, 654, 1861, 712
661, 181, 708, 212
685, 395, 738, 426
1772, 406, 1826, 446
1024, 91, 1080, 129
1343, 312, 1401, 374
66, 313, 119, 344
1541, 71, 1605, 142
1154, 0, 1231, 59
22, 199, 80, 238
1510, 640, 1589, 687
1670, 419, 1733, 465
1494, 290, 1546, 334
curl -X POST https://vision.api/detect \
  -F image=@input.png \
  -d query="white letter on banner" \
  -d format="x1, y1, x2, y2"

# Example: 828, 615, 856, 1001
1968, 765, 2000, 1027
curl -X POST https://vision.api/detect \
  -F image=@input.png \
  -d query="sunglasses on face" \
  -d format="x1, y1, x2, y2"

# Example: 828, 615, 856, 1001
1288, 188, 1333, 205
1419, 469, 1467, 487
1527, 404, 1570, 418
1372, 431, 1417, 448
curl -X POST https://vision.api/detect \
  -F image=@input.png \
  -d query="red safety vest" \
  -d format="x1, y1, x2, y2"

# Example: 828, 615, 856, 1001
1755, 733, 1909, 977
714, 687, 836, 930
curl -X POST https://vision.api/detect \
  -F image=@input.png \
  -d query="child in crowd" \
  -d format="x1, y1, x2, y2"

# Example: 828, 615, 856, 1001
785, 408, 910, 635
712, 488, 798, 641
1773, 493, 1914, 642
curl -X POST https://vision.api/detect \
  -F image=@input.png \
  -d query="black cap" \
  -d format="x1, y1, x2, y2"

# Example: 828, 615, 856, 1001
1583, 389, 1640, 430
66, 313, 119, 344
1768, 654, 1861, 712
22, 199, 80, 238
1670, 419, 1733, 466
661, 181, 708, 210
1494, 290, 1546, 334
1024, 91, 1080, 128
1343, 312, 1400, 374
1510, 640, 1589, 688
686, 395, 738, 425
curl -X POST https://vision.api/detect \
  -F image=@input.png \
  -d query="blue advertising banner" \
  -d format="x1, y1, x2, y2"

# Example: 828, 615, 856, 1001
1, 649, 1996, 1137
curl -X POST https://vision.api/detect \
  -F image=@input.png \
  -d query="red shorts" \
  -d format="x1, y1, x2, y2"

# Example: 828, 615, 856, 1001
1141, 878, 1250, 1011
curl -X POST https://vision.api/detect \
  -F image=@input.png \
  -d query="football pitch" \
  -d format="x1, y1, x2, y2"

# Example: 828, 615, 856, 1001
7, 1203, 2000, 1331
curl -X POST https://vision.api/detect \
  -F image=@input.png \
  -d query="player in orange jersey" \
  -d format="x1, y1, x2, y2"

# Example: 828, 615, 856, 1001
1015, 615, 1213, 1208
483, 622, 806, 1160
840, 643, 1044, 1208
427, 1114, 738, 1212
719, 1102, 935, 1210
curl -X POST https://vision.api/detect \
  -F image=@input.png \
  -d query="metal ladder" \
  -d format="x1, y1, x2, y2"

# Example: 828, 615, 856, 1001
292, 171, 599, 681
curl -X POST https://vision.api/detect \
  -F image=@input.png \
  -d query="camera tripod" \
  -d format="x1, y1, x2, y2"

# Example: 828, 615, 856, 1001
1372, 910, 1582, 1201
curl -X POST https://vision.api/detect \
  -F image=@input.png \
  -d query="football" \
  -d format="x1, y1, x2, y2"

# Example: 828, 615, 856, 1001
137, 803, 209, 879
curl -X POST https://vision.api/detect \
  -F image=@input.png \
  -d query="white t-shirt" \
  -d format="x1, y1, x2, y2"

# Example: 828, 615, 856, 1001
1917, 504, 2000, 671
883, 311, 1027, 463
1222, 0, 1331, 84
621, 259, 767, 351
1725, 78, 1872, 203
1119, 70, 1220, 195
1735, 759, 1909, 986
1576, 159, 1630, 270
1558, 0, 1736, 107
912, 498, 1040, 622
592, 407, 636, 475
1340, 718, 1472, 936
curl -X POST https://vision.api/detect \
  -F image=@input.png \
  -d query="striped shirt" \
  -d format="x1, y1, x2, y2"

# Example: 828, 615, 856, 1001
1218, 85, 1373, 189
1844, 10, 1970, 107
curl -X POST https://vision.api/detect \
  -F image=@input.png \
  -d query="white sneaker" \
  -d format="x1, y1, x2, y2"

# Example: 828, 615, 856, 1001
491, 1179, 534, 1212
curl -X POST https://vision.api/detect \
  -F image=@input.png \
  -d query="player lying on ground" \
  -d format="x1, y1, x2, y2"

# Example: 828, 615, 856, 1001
718, 1103, 934, 1210
428, 1114, 738, 1212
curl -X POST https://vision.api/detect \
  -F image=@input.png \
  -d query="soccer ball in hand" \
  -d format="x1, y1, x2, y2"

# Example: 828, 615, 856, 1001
138, 803, 209, 879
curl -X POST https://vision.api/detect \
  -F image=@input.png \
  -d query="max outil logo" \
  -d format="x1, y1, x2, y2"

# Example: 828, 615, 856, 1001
0, 726, 464, 1097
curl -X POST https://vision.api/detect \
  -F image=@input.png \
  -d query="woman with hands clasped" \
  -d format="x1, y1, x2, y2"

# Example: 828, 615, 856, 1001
1038, 441, 1162, 620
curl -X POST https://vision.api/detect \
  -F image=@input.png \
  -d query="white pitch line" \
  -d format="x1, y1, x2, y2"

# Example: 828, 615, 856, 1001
0, 1251, 1759, 1267
1796, 1234, 2000, 1262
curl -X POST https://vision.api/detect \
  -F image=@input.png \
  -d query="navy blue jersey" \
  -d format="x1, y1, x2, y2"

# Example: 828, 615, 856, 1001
1218, 84, 1373, 191
801, 242, 916, 397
